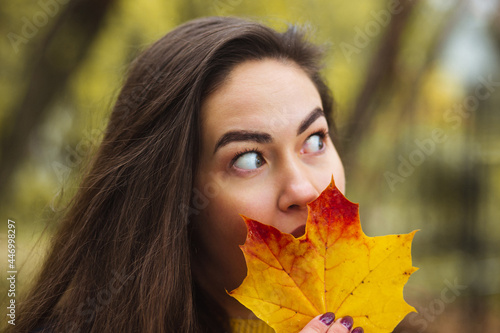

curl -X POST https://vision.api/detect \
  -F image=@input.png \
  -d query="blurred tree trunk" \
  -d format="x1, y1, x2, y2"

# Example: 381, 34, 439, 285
342, 0, 416, 166
457, 84, 491, 332
0, 0, 116, 199
398, 1, 464, 125
458, 11, 500, 329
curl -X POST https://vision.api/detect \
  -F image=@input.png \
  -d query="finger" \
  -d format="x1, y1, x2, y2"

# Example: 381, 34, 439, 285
326, 316, 353, 333
299, 312, 336, 333
352, 327, 364, 333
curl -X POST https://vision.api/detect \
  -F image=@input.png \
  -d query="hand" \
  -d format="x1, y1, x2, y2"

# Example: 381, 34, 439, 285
299, 313, 363, 333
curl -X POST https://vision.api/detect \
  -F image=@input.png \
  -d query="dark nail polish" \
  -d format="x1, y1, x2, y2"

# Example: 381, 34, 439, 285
319, 312, 335, 326
352, 327, 364, 333
340, 316, 353, 330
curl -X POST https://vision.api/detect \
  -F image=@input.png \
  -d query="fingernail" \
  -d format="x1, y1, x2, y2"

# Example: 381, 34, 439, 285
352, 328, 364, 333
340, 316, 353, 330
319, 312, 335, 326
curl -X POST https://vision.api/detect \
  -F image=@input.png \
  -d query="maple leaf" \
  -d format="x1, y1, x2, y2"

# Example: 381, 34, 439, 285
229, 178, 417, 333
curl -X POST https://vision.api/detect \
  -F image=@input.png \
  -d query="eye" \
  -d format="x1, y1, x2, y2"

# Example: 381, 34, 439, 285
233, 151, 265, 170
302, 132, 326, 154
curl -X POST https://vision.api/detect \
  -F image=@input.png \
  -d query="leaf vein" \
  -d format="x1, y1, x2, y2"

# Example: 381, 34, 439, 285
335, 239, 410, 311
254, 232, 321, 314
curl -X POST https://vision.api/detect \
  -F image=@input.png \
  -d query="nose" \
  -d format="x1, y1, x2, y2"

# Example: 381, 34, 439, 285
277, 159, 319, 212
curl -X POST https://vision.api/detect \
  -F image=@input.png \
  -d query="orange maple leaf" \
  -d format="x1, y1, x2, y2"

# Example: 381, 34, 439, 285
229, 178, 417, 333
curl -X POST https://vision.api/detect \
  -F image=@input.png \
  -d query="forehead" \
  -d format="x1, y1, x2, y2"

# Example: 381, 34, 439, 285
201, 59, 322, 136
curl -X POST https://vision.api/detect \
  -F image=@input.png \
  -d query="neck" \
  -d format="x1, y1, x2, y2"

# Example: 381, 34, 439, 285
192, 254, 256, 319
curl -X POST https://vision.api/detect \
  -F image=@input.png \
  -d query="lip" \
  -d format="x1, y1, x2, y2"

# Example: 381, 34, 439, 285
290, 224, 306, 238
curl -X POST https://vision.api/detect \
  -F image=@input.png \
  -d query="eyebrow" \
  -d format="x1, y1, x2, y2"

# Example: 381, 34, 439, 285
213, 106, 325, 154
213, 131, 272, 154
297, 107, 324, 135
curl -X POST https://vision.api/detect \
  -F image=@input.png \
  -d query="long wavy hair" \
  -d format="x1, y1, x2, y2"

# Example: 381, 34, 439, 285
13, 16, 335, 333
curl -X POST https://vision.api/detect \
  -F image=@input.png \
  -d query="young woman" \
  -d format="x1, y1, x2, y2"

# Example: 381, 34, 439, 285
13, 17, 364, 333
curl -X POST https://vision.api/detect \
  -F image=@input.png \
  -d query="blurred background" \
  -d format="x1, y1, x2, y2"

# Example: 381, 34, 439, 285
1, 0, 499, 331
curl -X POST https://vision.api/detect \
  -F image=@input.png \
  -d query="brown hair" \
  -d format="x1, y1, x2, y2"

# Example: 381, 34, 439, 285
13, 16, 335, 333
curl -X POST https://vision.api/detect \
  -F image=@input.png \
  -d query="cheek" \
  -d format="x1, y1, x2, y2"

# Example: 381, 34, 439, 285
317, 147, 345, 194
209, 186, 274, 229
207, 195, 248, 243
218, 191, 285, 250
196, 185, 274, 249
328, 141, 345, 190
331, 158, 345, 193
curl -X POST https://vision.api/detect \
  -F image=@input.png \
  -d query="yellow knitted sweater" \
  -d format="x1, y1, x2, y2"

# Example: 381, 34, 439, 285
230, 318, 274, 333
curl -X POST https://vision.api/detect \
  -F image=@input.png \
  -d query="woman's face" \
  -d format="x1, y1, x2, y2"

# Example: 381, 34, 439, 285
192, 59, 345, 302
